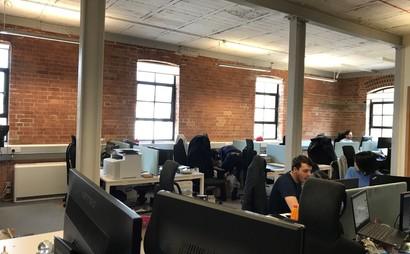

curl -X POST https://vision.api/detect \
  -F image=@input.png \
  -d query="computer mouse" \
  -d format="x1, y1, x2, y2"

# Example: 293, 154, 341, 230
37, 240, 53, 254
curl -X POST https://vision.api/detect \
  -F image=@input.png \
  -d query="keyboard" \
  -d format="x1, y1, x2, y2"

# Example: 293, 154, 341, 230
360, 223, 406, 247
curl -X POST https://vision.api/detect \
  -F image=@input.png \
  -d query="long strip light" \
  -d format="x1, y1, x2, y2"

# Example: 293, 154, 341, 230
0, 30, 79, 44
218, 64, 271, 73
304, 75, 337, 83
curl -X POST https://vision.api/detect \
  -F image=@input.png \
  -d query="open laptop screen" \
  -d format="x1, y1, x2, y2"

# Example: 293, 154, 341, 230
352, 190, 370, 230
400, 192, 410, 232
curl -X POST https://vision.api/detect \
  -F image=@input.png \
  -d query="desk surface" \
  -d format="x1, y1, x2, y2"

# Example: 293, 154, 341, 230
0, 231, 62, 254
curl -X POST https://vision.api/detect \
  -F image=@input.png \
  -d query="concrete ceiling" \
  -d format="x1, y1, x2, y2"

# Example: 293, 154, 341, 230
0, 0, 402, 75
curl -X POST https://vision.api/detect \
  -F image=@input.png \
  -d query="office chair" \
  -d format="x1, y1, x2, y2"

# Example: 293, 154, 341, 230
308, 135, 337, 165
241, 139, 257, 187
187, 134, 226, 201
155, 160, 182, 195
342, 145, 355, 168
299, 178, 365, 254
65, 135, 76, 184
242, 155, 267, 214
173, 138, 187, 166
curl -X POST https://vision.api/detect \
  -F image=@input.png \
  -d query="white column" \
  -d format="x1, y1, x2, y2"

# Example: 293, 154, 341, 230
76, 0, 106, 183
285, 16, 306, 168
391, 35, 410, 176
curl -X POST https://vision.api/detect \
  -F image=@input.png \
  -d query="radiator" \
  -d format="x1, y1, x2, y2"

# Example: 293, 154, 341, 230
14, 162, 67, 202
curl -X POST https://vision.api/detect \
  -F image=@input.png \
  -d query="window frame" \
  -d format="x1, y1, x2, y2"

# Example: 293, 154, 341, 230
0, 68, 9, 121
254, 78, 280, 140
135, 66, 177, 143
369, 100, 393, 137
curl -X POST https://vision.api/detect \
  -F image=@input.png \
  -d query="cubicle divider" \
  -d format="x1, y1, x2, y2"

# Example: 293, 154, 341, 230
140, 146, 159, 175
340, 182, 407, 240
266, 144, 286, 164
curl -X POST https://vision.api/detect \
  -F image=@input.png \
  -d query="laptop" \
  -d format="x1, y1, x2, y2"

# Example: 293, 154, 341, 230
351, 190, 407, 248
400, 192, 410, 233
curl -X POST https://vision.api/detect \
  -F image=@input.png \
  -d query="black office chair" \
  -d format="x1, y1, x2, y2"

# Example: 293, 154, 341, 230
299, 178, 365, 254
173, 138, 187, 166
240, 139, 257, 187
187, 134, 226, 201
242, 155, 267, 214
65, 135, 76, 184
308, 135, 337, 165
154, 160, 182, 195
342, 145, 355, 168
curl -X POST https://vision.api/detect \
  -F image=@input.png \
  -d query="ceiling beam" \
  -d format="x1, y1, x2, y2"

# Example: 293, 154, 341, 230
225, 0, 402, 46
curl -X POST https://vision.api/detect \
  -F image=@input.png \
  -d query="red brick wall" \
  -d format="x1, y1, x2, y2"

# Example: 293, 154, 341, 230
0, 29, 395, 145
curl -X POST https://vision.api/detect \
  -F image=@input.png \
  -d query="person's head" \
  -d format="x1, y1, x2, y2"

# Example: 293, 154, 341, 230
291, 155, 314, 183
343, 130, 353, 140
354, 151, 377, 175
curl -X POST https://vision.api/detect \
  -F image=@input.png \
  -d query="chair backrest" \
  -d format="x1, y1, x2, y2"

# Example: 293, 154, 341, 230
342, 145, 355, 167
307, 136, 337, 165
173, 139, 187, 165
242, 156, 267, 214
66, 135, 76, 185
158, 160, 180, 192
187, 135, 213, 178
299, 178, 364, 254
334, 141, 360, 158
241, 140, 257, 184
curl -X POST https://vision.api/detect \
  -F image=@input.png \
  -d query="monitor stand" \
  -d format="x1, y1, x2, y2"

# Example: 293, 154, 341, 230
54, 237, 75, 254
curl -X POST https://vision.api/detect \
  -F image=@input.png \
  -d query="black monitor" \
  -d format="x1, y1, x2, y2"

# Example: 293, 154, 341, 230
149, 146, 173, 166
145, 191, 305, 254
370, 175, 410, 191
0, 125, 9, 147
57, 169, 142, 254
377, 137, 392, 149
359, 136, 372, 148
334, 178, 359, 189
400, 192, 410, 233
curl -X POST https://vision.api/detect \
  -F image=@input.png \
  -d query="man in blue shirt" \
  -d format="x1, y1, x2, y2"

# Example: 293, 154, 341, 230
345, 151, 382, 187
268, 155, 314, 214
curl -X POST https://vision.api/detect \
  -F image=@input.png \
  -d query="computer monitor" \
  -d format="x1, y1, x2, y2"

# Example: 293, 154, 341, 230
400, 192, 410, 233
377, 137, 392, 149
0, 125, 9, 147
359, 136, 372, 148
149, 146, 173, 166
334, 178, 359, 189
58, 169, 142, 254
370, 175, 410, 191
145, 191, 305, 254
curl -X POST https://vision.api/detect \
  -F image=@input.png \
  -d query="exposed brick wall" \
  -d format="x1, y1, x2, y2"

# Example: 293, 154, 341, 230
0, 26, 394, 145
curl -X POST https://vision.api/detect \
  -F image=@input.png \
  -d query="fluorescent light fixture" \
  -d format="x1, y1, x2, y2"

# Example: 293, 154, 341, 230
0, 30, 78, 44
221, 41, 271, 55
218, 64, 271, 72
304, 75, 337, 83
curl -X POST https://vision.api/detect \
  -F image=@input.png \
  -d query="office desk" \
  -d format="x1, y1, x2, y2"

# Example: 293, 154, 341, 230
101, 171, 205, 195
0, 231, 62, 253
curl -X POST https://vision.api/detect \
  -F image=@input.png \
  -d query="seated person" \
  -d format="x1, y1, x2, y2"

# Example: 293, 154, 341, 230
335, 129, 353, 143
268, 155, 313, 214
345, 151, 382, 187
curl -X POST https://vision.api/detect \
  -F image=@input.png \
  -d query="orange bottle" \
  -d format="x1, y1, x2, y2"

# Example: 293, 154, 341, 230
290, 204, 299, 221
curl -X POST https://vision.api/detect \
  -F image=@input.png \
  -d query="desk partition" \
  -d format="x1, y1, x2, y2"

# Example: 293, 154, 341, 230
340, 182, 407, 240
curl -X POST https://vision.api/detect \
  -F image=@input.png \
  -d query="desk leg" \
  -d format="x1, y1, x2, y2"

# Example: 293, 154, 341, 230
105, 183, 110, 193
199, 176, 204, 195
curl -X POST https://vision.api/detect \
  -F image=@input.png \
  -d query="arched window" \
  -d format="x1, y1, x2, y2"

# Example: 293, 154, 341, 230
135, 61, 179, 142
254, 76, 281, 140
366, 87, 394, 138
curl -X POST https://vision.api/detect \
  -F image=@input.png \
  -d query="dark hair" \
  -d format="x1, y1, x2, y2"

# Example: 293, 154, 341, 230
292, 155, 314, 170
354, 151, 377, 175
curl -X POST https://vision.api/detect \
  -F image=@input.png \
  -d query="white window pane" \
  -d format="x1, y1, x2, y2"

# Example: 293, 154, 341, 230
0, 73, 4, 93
255, 82, 264, 93
137, 71, 155, 82
0, 94, 3, 114
370, 128, 382, 138
136, 102, 154, 118
0, 117, 6, 125
254, 109, 264, 121
135, 121, 153, 140
264, 109, 275, 122
154, 103, 171, 119
255, 95, 264, 108
263, 124, 276, 139
372, 116, 382, 126
0, 49, 8, 68
264, 83, 276, 93
264, 95, 276, 108
155, 86, 173, 102
154, 121, 173, 140
383, 116, 393, 127
381, 129, 392, 138
137, 62, 179, 75
373, 104, 382, 115
254, 124, 263, 138
137, 84, 155, 101
383, 104, 394, 115
155, 74, 174, 84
